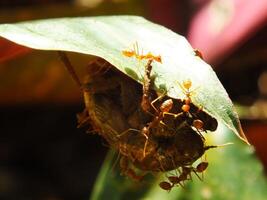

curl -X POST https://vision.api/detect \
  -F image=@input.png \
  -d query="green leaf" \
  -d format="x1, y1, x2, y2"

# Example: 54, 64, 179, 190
185, 125, 267, 200
0, 16, 248, 143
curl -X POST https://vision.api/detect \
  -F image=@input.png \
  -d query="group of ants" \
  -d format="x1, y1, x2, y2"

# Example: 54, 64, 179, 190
122, 43, 210, 191
58, 42, 227, 192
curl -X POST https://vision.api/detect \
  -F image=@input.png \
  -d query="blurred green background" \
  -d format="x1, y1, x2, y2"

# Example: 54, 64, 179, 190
0, 1, 267, 200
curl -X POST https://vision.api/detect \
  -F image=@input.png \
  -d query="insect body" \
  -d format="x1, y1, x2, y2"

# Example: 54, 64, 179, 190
178, 79, 195, 113
194, 49, 204, 59
122, 42, 162, 63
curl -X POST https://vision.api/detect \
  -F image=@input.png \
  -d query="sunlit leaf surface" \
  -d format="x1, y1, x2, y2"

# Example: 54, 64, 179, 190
0, 16, 248, 143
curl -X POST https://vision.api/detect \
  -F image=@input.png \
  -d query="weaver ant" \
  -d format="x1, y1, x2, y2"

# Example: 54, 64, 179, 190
122, 43, 172, 156
159, 169, 189, 191
177, 79, 197, 113
194, 49, 204, 60
140, 59, 154, 113
159, 161, 208, 191
122, 42, 162, 113
119, 93, 174, 158
122, 41, 162, 63
58, 49, 222, 191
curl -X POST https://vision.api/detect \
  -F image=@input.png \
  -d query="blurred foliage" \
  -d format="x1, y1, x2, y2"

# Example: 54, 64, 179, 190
0, 0, 144, 23
0, 51, 81, 105
91, 124, 267, 200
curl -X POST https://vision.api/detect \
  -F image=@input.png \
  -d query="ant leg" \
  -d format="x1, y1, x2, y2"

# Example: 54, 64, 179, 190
110, 151, 121, 174
92, 59, 111, 75
195, 128, 205, 140
192, 169, 202, 181
140, 126, 151, 158
176, 81, 187, 95
117, 128, 140, 139
76, 109, 91, 128
150, 92, 166, 113
132, 41, 143, 75
118, 127, 150, 158
199, 155, 207, 180
162, 111, 183, 119
135, 41, 139, 58
157, 155, 167, 172
141, 59, 153, 112
204, 142, 234, 151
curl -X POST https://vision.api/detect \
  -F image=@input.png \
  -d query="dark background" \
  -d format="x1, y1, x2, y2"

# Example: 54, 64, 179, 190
0, 0, 267, 199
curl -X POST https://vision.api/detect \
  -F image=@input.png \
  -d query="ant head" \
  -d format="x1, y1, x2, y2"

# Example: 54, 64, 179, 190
193, 119, 204, 130
155, 55, 162, 63
159, 181, 172, 191
182, 79, 192, 90
122, 50, 134, 57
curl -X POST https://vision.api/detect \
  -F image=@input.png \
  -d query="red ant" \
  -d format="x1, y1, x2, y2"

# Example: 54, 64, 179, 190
176, 80, 207, 137
122, 41, 162, 63
159, 162, 206, 191
140, 59, 153, 112
177, 79, 197, 113
120, 94, 174, 158
122, 42, 162, 113
122, 45, 172, 157
162, 161, 208, 190
194, 49, 204, 60
141, 96, 174, 156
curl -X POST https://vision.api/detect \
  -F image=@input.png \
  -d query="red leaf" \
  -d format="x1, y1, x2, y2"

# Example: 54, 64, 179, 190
0, 38, 31, 63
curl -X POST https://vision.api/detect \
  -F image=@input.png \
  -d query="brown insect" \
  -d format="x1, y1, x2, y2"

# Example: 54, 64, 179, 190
120, 123, 215, 175
160, 161, 208, 191
123, 46, 172, 157
194, 49, 204, 60
140, 59, 154, 113
141, 94, 175, 156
